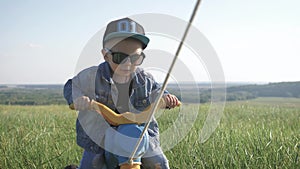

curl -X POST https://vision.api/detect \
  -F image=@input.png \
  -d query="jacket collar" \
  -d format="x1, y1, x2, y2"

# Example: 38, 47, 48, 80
99, 62, 146, 88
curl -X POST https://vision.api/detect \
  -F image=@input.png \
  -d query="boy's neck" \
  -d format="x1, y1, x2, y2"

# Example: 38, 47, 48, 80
112, 74, 130, 84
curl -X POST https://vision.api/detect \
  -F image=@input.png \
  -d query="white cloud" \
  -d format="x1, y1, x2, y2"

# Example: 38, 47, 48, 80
28, 43, 43, 48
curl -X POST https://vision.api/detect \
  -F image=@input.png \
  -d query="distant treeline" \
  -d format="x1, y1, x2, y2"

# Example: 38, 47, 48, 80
0, 85, 66, 105
226, 81, 300, 101
168, 81, 300, 103
0, 82, 299, 105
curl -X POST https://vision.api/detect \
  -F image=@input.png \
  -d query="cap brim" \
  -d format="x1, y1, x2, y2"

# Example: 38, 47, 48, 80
104, 32, 150, 49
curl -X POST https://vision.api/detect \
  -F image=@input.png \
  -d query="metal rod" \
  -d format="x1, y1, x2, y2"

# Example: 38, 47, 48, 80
128, 0, 202, 163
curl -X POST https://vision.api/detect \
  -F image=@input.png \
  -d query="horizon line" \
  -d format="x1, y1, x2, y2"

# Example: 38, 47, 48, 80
1, 80, 300, 86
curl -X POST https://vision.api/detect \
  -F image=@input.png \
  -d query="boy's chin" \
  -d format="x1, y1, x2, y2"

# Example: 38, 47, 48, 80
118, 70, 131, 76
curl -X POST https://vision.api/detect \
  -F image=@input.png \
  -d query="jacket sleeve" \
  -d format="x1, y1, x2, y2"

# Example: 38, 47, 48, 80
63, 66, 98, 105
63, 79, 74, 105
142, 71, 169, 104
144, 71, 169, 94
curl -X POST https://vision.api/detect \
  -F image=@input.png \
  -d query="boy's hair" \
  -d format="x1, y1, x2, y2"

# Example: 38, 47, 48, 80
103, 17, 150, 49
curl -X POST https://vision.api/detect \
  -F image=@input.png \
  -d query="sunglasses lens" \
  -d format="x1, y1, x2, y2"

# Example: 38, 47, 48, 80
130, 54, 140, 62
130, 54, 144, 65
112, 53, 128, 64
111, 52, 145, 65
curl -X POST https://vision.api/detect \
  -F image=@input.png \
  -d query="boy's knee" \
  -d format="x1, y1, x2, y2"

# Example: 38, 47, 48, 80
92, 154, 105, 168
142, 155, 169, 169
154, 162, 162, 169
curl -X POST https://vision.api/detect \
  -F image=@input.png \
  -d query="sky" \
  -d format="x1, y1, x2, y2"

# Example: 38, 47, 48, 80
0, 0, 299, 84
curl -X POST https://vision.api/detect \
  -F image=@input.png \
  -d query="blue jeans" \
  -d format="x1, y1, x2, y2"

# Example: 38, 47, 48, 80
79, 124, 169, 169
78, 151, 105, 169
78, 150, 170, 169
104, 124, 149, 168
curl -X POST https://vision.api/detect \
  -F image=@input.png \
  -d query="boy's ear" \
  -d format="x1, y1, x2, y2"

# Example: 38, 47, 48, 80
101, 48, 106, 56
102, 49, 109, 61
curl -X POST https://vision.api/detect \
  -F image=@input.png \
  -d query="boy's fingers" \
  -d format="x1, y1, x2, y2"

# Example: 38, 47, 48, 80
164, 94, 181, 108
73, 96, 92, 111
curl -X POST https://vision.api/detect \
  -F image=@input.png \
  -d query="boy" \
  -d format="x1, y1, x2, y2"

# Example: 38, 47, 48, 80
64, 17, 179, 169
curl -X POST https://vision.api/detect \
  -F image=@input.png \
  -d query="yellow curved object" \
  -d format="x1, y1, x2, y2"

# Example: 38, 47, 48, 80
70, 99, 181, 126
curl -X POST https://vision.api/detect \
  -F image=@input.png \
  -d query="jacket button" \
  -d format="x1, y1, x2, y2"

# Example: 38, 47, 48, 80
142, 99, 147, 104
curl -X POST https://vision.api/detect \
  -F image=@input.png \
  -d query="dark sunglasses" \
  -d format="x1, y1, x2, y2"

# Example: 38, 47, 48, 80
105, 48, 145, 65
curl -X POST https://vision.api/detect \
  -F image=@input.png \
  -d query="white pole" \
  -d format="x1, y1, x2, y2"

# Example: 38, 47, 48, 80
128, 0, 202, 164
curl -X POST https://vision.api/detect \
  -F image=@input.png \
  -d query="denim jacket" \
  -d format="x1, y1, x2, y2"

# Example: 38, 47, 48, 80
63, 61, 167, 153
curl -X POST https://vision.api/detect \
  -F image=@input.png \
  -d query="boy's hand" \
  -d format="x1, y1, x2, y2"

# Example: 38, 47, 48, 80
163, 94, 180, 109
73, 96, 92, 111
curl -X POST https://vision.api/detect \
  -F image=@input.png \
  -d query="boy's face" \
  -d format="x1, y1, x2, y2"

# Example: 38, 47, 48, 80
103, 38, 143, 77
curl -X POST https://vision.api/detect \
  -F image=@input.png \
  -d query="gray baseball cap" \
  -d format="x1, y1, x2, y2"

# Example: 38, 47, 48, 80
103, 17, 150, 49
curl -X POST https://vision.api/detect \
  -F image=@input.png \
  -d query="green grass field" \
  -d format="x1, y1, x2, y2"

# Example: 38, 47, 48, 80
0, 98, 299, 168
